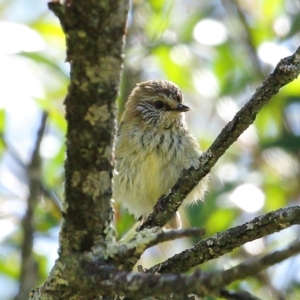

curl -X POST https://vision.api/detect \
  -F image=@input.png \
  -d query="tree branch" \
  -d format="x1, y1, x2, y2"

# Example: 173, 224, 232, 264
149, 205, 300, 274
226, 0, 266, 78
112, 227, 205, 268
30, 237, 300, 299
47, 0, 130, 257
211, 237, 300, 294
219, 289, 263, 300
38, 237, 298, 299
14, 112, 48, 300
140, 46, 300, 230
0, 133, 62, 211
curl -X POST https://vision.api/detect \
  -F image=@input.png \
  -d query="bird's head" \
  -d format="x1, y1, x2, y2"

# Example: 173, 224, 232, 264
123, 80, 190, 129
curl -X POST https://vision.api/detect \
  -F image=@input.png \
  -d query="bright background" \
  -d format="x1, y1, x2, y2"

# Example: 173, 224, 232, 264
1, 1, 300, 299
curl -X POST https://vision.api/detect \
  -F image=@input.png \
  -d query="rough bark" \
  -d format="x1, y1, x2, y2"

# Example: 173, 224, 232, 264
29, 1, 129, 299
48, 0, 129, 257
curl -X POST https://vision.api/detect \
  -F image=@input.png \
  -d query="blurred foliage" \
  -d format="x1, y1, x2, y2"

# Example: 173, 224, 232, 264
0, 0, 300, 299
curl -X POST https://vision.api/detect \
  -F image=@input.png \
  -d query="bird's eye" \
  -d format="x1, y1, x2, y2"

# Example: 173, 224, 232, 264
153, 101, 165, 109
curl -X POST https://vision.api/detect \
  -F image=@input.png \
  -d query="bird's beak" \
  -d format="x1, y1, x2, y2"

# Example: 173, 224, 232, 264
175, 103, 190, 112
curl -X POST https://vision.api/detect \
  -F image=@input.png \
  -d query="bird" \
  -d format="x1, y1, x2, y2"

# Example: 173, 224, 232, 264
112, 80, 208, 229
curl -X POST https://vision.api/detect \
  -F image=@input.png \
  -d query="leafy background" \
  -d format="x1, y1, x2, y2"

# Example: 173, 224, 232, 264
0, 0, 300, 299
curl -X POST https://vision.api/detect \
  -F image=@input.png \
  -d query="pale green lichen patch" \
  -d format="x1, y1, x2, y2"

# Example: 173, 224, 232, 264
102, 145, 113, 159
82, 172, 100, 197
82, 171, 110, 198
93, 221, 116, 251
103, 227, 161, 260
84, 104, 110, 126
79, 80, 89, 92
86, 56, 120, 84
128, 227, 161, 254
86, 64, 101, 84
99, 170, 111, 193
78, 30, 86, 38
71, 171, 81, 187
246, 223, 254, 230
98, 56, 121, 83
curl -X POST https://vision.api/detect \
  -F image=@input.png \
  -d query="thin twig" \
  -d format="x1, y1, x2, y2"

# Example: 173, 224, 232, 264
0, 132, 62, 210
227, 0, 266, 77
14, 112, 48, 300
114, 227, 205, 268
219, 289, 262, 300
210, 238, 300, 292
148, 227, 205, 245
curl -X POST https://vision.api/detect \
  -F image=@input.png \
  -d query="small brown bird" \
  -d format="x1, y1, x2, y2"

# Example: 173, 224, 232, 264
113, 80, 208, 228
